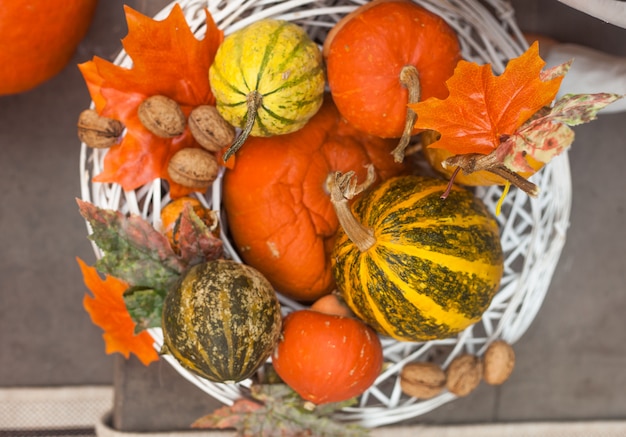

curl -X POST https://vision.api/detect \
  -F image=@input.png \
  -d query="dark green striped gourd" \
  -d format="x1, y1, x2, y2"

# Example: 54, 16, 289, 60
161, 259, 281, 383
209, 19, 325, 161
331, 174, 504, 342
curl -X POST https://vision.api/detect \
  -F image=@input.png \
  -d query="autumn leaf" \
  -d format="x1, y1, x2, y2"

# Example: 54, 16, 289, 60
411, 41, 623, 199
192, 383, 368, 437
497, 92, 622, 174
78, 4, 224, 198
124, 287, 166, 333
410, 41, 564, 155
192, 399, 264, 430
540, 92, 623, 126
77, 198, 227, 330
177, 202, 224, 266
78, 258, 159, 366
77, 198, 184, 292
441, 91, 622, 198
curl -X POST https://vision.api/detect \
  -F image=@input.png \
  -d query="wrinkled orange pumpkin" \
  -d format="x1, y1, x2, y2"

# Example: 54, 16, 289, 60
0, 0, 98, 95
222, 96, 409, 302
272, 309, 383, 405
323, 0, 461, 146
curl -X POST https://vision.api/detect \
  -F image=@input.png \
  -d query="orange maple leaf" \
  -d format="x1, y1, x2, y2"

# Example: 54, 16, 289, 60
410, 42, 564, 155
78, 5, 224, 198
77, 257, 159, 366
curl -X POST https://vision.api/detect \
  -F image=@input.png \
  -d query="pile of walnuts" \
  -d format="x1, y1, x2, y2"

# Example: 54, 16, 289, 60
78, 94, 236, 191
400, 340, 516, 399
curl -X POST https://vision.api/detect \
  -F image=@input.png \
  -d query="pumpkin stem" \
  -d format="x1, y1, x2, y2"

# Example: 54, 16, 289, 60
443, 153, 539, 197
392, 65, 421, 163
222, 90, 263, 162
328, 166, 377, 252
440, 166, 462, 200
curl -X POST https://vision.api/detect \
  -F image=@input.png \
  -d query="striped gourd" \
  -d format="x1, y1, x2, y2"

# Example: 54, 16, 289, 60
330, 173, 504, 342
209, 19, 325, 161
161, 259, 281, 383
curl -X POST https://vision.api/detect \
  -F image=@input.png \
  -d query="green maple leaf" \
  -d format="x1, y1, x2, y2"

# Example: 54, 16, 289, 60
123, 287, 166, 333
192, 383, 369, 437
77, 199, 227, 332
77, 198, 184, 293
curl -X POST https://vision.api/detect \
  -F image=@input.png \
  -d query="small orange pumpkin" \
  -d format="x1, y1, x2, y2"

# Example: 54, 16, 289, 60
323, 0, 461, 158
272, 309, 383, 405
0, 0, 98, 95
222, 96, 408, 302
310, 293, 353, 318
160, 196, 219, 252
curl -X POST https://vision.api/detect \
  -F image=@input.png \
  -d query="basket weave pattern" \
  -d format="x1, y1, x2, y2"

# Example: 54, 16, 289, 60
79, 0, 572, 427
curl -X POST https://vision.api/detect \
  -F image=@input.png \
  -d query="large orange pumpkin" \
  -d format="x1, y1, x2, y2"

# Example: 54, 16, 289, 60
0, 0, 98, 95
323, 0, 461, 147
222, 96, 409, 302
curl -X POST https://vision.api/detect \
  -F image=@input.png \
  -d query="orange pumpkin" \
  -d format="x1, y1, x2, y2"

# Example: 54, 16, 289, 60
160, 196, 219, 253
310, 293, 353, 318
272, 309, 383, 405
0, 0, 98, 95
222, 96, 408, 302
323, 0, 461, 146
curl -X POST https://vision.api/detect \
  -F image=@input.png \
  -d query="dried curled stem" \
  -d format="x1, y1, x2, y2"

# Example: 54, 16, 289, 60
442, 152, 539, 198
328, 166, 376, 252
392, 65, 421, 163
223, 90, 263, 162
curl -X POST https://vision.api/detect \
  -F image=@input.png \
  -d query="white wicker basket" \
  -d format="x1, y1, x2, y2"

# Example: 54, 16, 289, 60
79, 0, 572, 428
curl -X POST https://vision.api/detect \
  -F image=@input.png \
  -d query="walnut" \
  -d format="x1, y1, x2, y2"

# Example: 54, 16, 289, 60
167, 148, 219, 190
445, 353, 482, 397
77, 109, 124, 148
138, 95, 186, 138
483, 340, 515, 385
400, 362, 446, 399
188, 105, 236, 152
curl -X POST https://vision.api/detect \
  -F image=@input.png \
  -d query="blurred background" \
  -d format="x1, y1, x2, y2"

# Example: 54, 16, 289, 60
1, 0, 625, 435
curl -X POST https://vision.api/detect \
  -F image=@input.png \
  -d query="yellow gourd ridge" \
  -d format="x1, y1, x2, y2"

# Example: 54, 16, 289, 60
332, 175, 504, 342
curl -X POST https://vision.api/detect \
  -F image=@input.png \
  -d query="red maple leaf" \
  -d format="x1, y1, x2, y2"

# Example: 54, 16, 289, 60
78, 257, 159, 366
410, 42, 564, 156
78, 5, 224, 198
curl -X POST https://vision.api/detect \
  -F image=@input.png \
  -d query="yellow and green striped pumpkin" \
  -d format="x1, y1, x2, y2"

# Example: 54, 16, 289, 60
332, 175, 504, 342
209, 19, 325, 160
161, 259, 282, 383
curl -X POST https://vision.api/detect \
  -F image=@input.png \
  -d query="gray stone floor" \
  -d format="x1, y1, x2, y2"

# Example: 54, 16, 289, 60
1, 0, 625, 432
